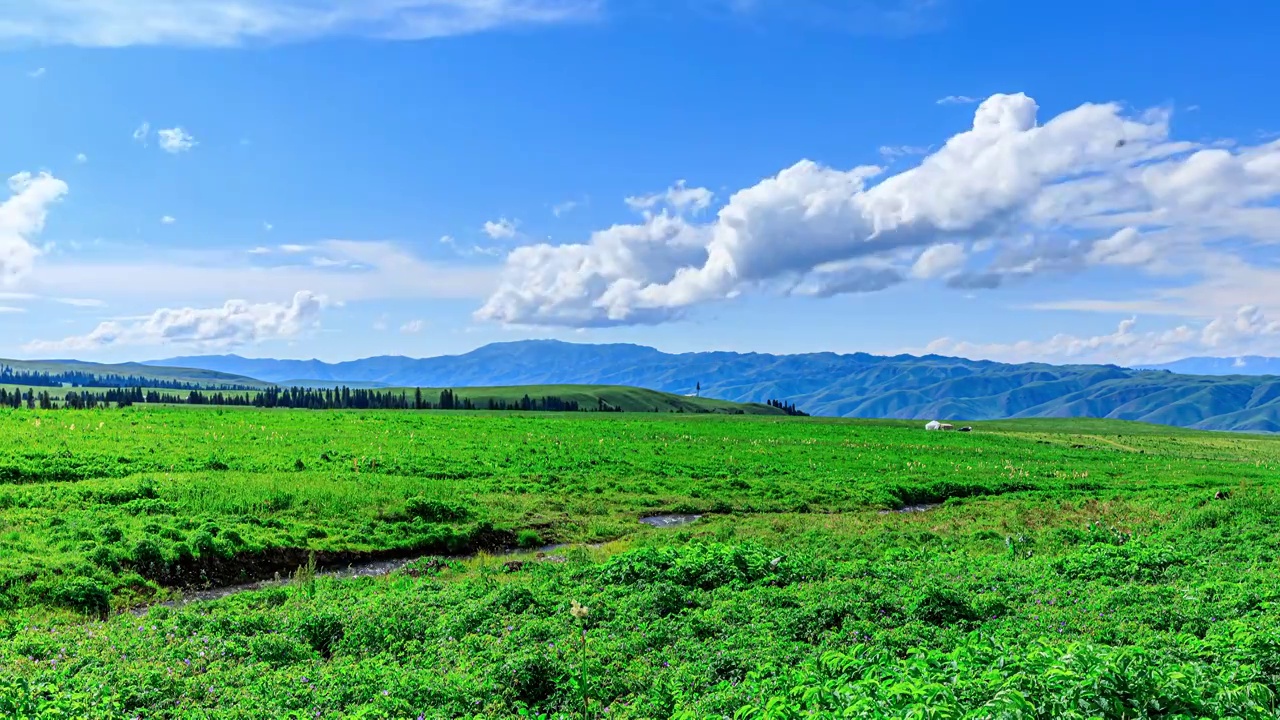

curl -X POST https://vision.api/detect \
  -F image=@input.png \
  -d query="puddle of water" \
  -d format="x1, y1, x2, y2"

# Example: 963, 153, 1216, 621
128, 543, 590, 614
878, 503, 941, 515
639, 514, 702, 528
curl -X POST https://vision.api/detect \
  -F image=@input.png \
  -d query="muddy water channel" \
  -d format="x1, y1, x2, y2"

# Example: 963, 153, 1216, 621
129, 515, 703, 614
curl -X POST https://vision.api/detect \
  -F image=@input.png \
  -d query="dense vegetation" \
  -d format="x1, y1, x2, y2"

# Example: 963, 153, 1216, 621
146, 340, 1280, 431
0, 383, 788, 415
2, 408, 1279, 718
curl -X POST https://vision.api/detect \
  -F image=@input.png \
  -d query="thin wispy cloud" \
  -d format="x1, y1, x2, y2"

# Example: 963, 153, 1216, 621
552, 199, 581, 217
936, 95, 978, 105
2, 0, 601, 47
443, 234, 505, 259
28, 67, 46, 79
55, 297, 106, 308
878, 144, 932, 159
160, 215, 177, 225
707, 0, 947, 36
132, 121, 151, 145
75, 153, 88, 164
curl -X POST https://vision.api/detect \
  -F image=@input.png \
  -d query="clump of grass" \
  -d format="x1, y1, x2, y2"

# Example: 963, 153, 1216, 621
570, 599, 592, 720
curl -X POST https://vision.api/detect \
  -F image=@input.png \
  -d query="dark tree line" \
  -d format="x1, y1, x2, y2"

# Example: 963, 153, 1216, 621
1, 386, 617, 413
1, 382, 807, 417
0, 365, 259, 391
767, 398, 809, 416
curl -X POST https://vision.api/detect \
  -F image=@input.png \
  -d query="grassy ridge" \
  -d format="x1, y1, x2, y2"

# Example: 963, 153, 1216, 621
383, 384, 788, 414
2, 408, 1279, 717
0, 358, 270, 388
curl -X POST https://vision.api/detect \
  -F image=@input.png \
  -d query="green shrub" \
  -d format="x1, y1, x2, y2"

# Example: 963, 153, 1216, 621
405, 496, 471, 522
45, 577, 110, 617
297, 611, 346, 658
132, 537, 168, 578
908, 585, 977, 625
248, 634, 315, 667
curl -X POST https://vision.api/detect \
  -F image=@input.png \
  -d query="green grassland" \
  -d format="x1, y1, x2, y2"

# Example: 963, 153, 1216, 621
2, 408, 1280, 718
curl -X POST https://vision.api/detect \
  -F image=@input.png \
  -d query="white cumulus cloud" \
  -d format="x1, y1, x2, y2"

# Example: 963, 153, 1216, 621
482, 217, 518, 240
400, 319, 426, 334
75, 153, 89, 164
157, 127, 197, 153
160, 215, 176, 225
478, 92, 1280, 329
1, 171, 69, 285
24, 290, 328, 352
0, 0, 599, 47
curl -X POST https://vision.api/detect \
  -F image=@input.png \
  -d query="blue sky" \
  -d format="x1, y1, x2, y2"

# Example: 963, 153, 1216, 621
3, 0, 1280, 364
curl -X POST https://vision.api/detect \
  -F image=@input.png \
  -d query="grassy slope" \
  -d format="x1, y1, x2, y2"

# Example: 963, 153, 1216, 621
383, 384, 787, 414
3, 409, 1280, 717
0, 358, 271, 388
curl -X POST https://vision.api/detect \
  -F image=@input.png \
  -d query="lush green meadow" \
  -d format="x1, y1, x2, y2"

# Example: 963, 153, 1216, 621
2, 406, 1279, 718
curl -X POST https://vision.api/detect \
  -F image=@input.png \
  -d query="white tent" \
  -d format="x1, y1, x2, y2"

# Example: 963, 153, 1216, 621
925, 420, 942, 431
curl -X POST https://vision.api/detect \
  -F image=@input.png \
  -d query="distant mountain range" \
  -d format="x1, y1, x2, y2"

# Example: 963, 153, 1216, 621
1137, 356, 1280, 376
146, 341, 1280, 433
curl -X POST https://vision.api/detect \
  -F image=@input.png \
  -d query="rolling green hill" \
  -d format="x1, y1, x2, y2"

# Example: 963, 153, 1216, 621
0, 357, 270, 389
381, 384, 788, 414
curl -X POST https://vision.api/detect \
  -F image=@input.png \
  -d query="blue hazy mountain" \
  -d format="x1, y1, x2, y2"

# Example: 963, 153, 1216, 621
145, 341, 1280, 432
1137, 356, 1280, 376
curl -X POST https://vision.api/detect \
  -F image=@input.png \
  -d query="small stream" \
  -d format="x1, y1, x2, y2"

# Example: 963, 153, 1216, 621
878, 503, 941, 515
131, 544, 571, 613
639, 513, 702, 528
129, 515, 702, 614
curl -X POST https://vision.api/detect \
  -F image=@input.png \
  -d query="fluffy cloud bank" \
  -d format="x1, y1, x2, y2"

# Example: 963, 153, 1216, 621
3, 0, 597, 47
927, 306, 1280, 365
24, 290, 327, 352
478, 93, 1280, 328
1, 172, 69, 285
